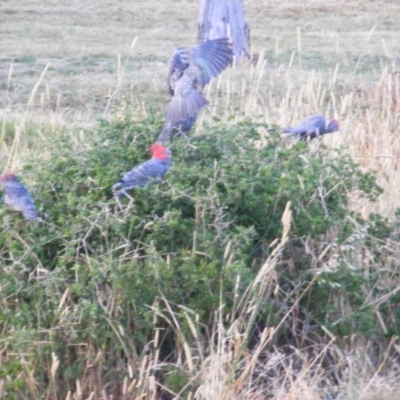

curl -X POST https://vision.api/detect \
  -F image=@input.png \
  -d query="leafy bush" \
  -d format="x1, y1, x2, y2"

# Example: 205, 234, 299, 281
0, 114, 396, 397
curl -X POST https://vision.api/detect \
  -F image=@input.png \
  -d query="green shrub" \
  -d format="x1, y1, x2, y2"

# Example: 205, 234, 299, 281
0, 114, 393, 397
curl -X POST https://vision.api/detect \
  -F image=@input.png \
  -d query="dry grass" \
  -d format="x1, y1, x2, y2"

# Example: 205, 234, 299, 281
2, 0, 400, 398
2, 0, 400, 121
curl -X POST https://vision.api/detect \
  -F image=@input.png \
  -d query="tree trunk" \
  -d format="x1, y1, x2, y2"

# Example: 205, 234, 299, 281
198, 0, 249, 59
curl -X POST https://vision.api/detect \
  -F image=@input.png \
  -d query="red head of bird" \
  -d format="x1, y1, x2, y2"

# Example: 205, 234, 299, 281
150, 143, 171, 161
326, 118, 340, 133
0, 172, 16, 182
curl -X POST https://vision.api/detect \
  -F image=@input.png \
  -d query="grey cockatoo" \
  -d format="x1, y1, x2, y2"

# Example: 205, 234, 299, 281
283, 115, 340, 140
157, 38, 233, 142
112, 143, 172, 199
0, 172, 40, 220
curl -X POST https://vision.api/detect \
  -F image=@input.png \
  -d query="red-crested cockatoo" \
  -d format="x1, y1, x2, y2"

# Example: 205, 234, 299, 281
112, 143, 172, 199
283, 115, 340, 140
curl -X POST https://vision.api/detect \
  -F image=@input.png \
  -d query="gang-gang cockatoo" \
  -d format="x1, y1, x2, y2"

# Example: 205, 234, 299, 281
0, 172, 40, 220
283, 115, 340, 140
112, 143, 172, 199
157, 38, 233, 142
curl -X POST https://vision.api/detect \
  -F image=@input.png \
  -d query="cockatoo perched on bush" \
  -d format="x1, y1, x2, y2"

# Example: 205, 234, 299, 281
112, 143, 172, 199
157, 38, 233, 142
283, 115, 340, 140
0, 172, 39, 220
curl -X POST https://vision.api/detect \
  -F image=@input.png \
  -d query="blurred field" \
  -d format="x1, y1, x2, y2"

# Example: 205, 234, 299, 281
2, 0, 400, 118
2, 1, 400, 398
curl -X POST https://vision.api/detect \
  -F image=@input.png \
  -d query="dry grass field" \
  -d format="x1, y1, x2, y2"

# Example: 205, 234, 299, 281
2, 0, 400, 399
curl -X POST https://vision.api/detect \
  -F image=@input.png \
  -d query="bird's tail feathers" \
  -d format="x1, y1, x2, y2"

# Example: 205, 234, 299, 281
23, 208, 41, 221
282, 128, 297, 135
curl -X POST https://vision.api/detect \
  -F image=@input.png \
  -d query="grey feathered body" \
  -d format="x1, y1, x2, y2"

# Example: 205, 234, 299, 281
157, 69, 209, 142
112, 155, 171, 199
283, 115, 339, 140
1, 175, 39, 220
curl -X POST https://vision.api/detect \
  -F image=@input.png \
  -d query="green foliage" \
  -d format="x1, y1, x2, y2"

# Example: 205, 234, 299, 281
0, 114, 394, 396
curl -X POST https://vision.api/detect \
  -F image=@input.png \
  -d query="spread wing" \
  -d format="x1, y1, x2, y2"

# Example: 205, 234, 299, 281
189, 38, 233, 88
167, 47, 190, 96
167, 38, 233, 95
